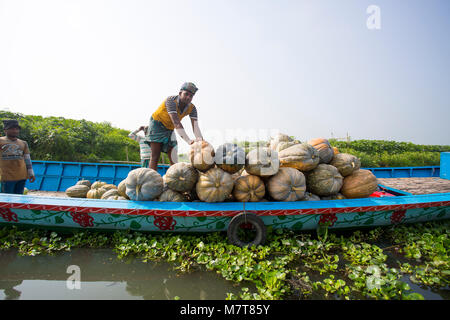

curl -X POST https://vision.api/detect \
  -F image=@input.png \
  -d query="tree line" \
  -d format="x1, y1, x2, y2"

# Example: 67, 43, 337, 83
1, 111, 448, 167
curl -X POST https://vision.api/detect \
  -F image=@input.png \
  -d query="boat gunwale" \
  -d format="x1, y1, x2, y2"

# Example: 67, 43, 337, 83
1, 190, 449, 217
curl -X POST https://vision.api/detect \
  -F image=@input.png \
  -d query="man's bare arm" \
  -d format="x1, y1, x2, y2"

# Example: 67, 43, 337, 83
191, 118, 203, 141
168, 113, 193, 144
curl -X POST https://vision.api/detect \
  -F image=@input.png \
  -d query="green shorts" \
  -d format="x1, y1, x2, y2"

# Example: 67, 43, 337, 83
147, 116, 178, 153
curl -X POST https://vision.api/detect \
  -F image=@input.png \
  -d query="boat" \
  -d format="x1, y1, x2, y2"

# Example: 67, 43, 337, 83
0, 160, 449, 246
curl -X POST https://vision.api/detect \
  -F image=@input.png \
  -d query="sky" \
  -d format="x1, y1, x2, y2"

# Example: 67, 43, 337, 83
0, 0, 449, 155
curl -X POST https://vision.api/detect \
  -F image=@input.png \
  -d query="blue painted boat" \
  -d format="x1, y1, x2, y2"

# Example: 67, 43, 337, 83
26, 160, 441, 192
0, 161, 447, 246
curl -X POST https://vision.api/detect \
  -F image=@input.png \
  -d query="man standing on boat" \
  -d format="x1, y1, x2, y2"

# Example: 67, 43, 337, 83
128, 125, 152, 168
0, 120, 35, 194
147, 82, 204, 171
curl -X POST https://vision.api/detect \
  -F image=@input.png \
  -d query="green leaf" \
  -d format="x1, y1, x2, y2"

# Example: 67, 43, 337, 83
54, 216, 64, 224
130, 221, 141, 229
196, 217, 207, 222
31, 210, 41, 215
364, 218, 374, 225
110, 214, 121, 219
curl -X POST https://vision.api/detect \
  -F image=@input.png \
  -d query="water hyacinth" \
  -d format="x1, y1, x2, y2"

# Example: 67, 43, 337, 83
0, 219, 448, 300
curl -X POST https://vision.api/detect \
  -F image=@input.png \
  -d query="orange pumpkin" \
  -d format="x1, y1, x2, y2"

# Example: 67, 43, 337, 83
233, 175, 265, 202
307, 138, 334, 164
341, 169, 378, 199
196, 167, 234, 202
190, 141, 215, 172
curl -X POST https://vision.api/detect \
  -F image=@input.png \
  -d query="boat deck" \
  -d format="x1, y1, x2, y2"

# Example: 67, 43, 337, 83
377, 178, 450, 195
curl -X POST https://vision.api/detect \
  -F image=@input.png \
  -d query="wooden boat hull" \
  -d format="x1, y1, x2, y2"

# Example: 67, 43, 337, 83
1, 191, 449, 233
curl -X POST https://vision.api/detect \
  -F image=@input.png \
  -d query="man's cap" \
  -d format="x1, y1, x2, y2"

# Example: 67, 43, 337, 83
3, 119, 21, 130
180, 82, 198, 94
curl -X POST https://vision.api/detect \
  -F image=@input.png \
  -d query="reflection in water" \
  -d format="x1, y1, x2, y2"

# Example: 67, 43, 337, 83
0, 249, 242, 300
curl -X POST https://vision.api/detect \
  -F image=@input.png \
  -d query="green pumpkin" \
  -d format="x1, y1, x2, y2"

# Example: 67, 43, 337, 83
278, 143, 320, 172
245, 147, 279, 177
159, 188, 187, 202
91, 181, 107, 190
101, 189, 120, 200
125, 168, 164, 201
65, 185, 90, 198
164, 162, 199, 192
86, 188, 107, 199
330, 153, 361, 177
214, 143, 246, 174
267, 167, 306, 201
76, 180, 92, 188
306, 164, 343, 196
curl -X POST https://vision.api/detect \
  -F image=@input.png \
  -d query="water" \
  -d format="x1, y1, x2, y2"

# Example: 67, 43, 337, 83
1, 246, 448, 300
0, 248, 243, 300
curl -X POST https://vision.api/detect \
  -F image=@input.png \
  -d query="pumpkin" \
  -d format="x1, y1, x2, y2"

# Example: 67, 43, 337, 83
302, 192, 321, 201
65, 185, 90, 198
183, 188, 199, 202
267, 167, 306, 201
159, 188, 187, 202
332, 147, 339, 156
196, 167, 234, 202
321, 193, 346, 200
330, 153, 361, 177
86, 187, 107, 199
117, 180, 129, 199
306, 164, 343, 196
189, 140, 215, 172
125, 168, 164, 201
307, 138, 334, 164
278, 143, 320, 172
214, 143, 246, 174
106, 195, 128, 200
245, 147, 279, 177
101, 184, 117, 191
101, 189, 120, 200
76, 180, 92, 188
232, 175, 265, 202
269, 133, 300, 152
341, 169, 378, 199
164, 162, 199, 192
91, 181, 107, 190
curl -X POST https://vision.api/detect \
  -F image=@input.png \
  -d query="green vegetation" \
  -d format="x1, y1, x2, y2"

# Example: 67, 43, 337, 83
0, 110, 170, 164
329, 139, 449, 168
1, 220, 448, 300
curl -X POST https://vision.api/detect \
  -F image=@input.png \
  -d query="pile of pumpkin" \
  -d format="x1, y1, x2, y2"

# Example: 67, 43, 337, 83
65, 180, 130, 200
65, 134, 378, 202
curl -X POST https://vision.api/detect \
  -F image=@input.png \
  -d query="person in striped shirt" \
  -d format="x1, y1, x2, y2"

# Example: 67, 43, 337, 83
147, 82, 204, 171
128, 126, 152, 168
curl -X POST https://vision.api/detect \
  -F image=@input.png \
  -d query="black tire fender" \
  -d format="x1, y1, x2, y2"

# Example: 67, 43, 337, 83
227, 212, 266, 247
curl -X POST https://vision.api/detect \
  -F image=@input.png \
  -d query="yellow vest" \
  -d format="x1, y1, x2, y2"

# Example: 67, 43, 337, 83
152, 98, 194, 130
